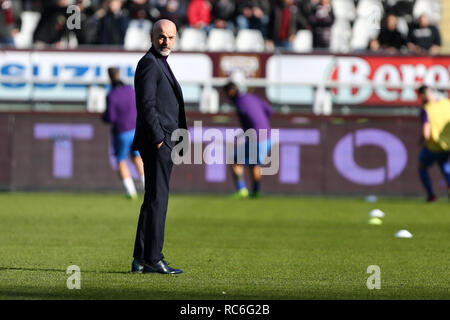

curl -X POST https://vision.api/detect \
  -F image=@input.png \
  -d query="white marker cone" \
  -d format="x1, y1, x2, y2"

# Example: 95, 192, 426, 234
394, 230, 413, 238
365, 195, 378, 203
369, 209, 385, 218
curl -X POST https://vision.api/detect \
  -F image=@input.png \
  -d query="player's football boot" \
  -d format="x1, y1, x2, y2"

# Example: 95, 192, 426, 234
250, 191, 261, 199
126, 193, 138, 200
426, 195, 438, 203
232, 187, 249, 199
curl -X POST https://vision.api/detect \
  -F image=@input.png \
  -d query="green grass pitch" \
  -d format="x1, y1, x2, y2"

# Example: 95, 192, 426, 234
0, 192, 448, 300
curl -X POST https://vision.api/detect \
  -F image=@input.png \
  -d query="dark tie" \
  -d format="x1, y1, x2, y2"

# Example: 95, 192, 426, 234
161, 57, 175, 84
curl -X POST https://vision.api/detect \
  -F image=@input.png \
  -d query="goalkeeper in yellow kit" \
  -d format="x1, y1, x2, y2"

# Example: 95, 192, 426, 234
417, 85, 450, 202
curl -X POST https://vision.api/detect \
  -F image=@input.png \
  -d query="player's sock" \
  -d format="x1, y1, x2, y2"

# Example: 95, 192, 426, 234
252, 181, 260, 193
438, 161, 450, 187
232, 169, 248, 198
123, 177, 137, 199
418, 167, 434, 199
250, 181, 261, 198
437, 161, 450, 199
140, 175, 145, 190
236, 178, 246, 191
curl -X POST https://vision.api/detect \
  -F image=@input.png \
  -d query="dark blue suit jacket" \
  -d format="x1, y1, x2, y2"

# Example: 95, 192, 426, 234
132, 47, 187, 152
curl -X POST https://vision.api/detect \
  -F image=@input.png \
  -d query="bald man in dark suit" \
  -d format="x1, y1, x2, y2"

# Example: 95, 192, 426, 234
131, 19, 187, 274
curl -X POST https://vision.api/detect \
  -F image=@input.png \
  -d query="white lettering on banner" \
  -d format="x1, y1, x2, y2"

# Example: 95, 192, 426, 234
0, 51, 212, 103
373, 64, 401, 101
334, 57, 372, 104
1, 51, 450, 104
267, 55, 450, 105
399, 64, 422, 101
332, 57, 450, 104
425, 65, 450, 86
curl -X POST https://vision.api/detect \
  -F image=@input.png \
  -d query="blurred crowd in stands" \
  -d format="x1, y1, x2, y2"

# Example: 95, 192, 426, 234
369, 10, 440, 55
0, 0, 443, 54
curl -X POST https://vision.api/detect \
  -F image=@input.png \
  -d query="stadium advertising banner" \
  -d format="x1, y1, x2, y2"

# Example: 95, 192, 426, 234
0, 112, 447, 196
1, 50, 449, 107
0, 50, 212, 104
265, 55, 450, 106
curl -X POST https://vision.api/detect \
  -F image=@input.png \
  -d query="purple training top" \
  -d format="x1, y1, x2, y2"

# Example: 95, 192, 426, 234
233, 93, 273, 139
420, 108, 428, 124
103, 84, 137, 134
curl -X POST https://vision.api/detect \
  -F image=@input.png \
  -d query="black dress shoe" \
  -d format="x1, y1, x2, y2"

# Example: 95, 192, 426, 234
131, 259, 144, 273
143, 260, 183, 274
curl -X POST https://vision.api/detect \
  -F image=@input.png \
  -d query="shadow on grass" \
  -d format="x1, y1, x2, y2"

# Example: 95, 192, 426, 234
0, 287, 236, 300
0, 266, 130, 275
1, 286, 447, 300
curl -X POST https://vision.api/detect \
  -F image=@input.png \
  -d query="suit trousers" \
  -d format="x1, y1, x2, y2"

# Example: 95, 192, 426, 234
133, 141, 173, 264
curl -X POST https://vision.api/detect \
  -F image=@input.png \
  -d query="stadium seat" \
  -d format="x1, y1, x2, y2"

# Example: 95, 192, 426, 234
235, 29, 265, 52
413, 0, 432, 17
396, 16, 409, 36
330, 19, 352, 53
180, 28, 207, 51
356, 0, 384, 18
350, 17, 380, 50
292, 30, 313, 53
65, 31, 78, 49
332, 0, 356, 21
385, 0, 400, 6
172, 32, 180, 51
413, 0, 441, 23
13, 11, 41, 48
207, 28, 235, 52
124, 19, 152, 50
430, 0, 441, 24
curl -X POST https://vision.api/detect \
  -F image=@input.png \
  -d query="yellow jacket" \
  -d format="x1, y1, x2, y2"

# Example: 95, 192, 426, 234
425, 98, 450, 152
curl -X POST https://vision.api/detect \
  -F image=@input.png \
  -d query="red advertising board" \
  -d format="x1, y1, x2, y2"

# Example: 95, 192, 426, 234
327, 55, 450, 106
